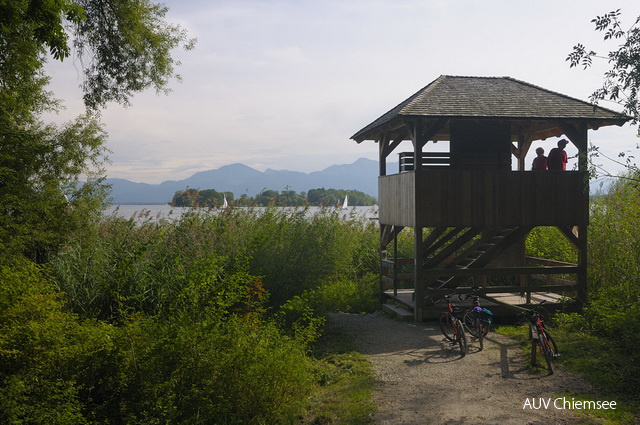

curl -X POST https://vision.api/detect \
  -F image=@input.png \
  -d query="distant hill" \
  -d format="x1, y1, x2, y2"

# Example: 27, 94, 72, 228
106, 158, 391, 204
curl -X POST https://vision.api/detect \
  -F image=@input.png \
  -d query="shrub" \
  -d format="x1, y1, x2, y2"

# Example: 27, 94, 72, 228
0, 259, 115, 425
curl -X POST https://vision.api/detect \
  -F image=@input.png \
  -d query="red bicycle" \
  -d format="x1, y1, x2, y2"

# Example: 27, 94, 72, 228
438, 295, 468, 356
518, 301, 559, 374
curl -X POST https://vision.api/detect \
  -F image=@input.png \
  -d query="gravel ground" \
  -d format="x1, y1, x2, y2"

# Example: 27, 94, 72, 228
328, 311, 598, 425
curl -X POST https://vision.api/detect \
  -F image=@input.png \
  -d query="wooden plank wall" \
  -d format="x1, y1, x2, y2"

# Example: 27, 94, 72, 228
379, 170, 588, 227
378, 172, 415, 227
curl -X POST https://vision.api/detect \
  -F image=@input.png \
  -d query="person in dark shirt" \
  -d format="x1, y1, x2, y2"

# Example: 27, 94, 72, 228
547, 139, 568, 170
532, 147, 547, 170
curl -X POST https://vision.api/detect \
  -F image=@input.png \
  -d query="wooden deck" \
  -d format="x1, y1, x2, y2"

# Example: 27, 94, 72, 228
384, 289, 567, 321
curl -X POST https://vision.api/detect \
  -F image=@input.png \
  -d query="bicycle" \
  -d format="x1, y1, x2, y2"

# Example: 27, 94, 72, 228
460, 291, 492, 351
517, 301, 559, 374
438, 295, 468, 356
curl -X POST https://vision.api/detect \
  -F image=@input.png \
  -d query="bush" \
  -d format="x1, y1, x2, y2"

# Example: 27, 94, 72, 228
1, 257, 317, 424
0, 259, 115, 425
108, 316, 313, 424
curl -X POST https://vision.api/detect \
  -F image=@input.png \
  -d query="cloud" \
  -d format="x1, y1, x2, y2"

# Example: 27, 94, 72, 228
42, 0, 640, 184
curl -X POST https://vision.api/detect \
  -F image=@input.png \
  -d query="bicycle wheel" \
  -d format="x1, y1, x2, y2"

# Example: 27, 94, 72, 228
439, 312, 455, 342
463, 311, 477, 337
538, 332, 555, 374
455, 320, 468, 356
464, 310, 490, 337
544, 330, 559, 357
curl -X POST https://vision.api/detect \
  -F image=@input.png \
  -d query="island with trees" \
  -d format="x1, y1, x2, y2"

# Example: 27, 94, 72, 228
170, 187, 377, 207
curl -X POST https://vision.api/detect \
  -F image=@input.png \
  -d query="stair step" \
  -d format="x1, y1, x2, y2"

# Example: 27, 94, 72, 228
382, 303, 414, 321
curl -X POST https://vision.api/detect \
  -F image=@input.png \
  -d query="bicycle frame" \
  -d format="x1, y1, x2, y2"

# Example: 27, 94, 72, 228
520, 303, 558, 374
438, 295, 468, 356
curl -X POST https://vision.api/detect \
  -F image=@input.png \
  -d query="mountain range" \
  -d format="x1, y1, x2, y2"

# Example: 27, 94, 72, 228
106, 158, 385, 204
105, 158, 616, 205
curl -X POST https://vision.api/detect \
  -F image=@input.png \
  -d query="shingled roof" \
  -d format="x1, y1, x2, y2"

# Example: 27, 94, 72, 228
351, 75, 631, 143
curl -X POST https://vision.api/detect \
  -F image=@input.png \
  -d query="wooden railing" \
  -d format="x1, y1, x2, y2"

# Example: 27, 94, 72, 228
398, 152, 450, 172
379, 170, 589, 227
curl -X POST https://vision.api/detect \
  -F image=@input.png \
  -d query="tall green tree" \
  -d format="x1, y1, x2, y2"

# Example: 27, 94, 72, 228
0, 0, 193, 262
567, 9, 640, 180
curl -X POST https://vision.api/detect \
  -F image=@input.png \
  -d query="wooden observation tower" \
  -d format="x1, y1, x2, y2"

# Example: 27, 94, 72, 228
351, 75, 630, 321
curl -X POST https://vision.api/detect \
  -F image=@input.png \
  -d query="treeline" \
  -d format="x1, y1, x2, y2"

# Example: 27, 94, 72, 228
170, 187, 377, 207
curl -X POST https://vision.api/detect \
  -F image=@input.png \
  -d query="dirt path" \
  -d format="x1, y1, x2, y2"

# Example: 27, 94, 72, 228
328, 311, 597, 425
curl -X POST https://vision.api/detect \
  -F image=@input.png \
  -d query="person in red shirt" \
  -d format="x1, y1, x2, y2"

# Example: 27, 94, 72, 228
532, 147, 547, 170
547, 139, 568, 170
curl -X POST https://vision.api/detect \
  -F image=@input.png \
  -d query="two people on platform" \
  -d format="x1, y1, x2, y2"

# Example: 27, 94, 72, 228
531, 139, 568, 171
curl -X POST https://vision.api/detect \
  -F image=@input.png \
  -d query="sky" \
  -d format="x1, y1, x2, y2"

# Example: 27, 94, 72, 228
44, 0, 640, 184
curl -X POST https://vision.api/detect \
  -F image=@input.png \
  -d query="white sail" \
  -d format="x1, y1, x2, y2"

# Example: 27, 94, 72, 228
342, 195, 348, 210
222, 195, 228, 209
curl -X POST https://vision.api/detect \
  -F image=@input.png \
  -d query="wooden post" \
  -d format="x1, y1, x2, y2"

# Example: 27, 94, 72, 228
378, 136, 387, 306
378, 135, 388, 177
393, 231, 398, 297
575, 124, 589, 305
562, 122, 589, 305
414, 225, 424, 321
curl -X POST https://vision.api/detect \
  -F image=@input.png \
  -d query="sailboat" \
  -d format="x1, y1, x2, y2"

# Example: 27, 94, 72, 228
341, 195, 348, 210
222, 194, 229, 209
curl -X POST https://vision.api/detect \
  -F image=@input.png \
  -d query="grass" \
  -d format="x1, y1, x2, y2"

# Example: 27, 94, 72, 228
496, 324, 638, 425
303, 322, 376, 424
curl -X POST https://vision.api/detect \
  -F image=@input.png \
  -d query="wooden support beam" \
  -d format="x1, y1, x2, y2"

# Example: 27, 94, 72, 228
381, 135, 404, 159
378, 133, 390, 177
556, 225, 579, 249
422, 265, 580, 277
380, 225, 404, 249
525, 256, 577, 267
423, 227, 465, 258
445, 228, 502, 268
423, 227, 482, 269
557, 122, 588, 304
466, 227, 532, 269
414, 226, 425, 321
405, 118, 448, 169
421, 227, 447, 253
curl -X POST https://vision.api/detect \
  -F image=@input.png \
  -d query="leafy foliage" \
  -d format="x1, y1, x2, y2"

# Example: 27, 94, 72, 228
28, 208, 381, 423
73, 0, 195, 110
525, 226, 576, 263
567, 9, 640, 131
0, 256, 316, 424
1, 0, 193, 263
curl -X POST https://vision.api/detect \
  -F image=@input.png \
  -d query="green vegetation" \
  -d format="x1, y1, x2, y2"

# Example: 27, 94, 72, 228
305, 324, 375, 424
497, 173, 640, 422
497, 325, 637, 425
1, 207, 380, 424
170, 187, 378, 207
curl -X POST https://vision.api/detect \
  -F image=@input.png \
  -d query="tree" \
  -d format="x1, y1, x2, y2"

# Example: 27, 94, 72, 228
567, 9, 640, 130
567, 9, 640, 180
0, 0, 193, 261
1, 0, 195, 110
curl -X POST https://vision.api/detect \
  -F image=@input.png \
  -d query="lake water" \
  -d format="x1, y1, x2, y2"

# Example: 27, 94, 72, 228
104, 204, 380, 222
